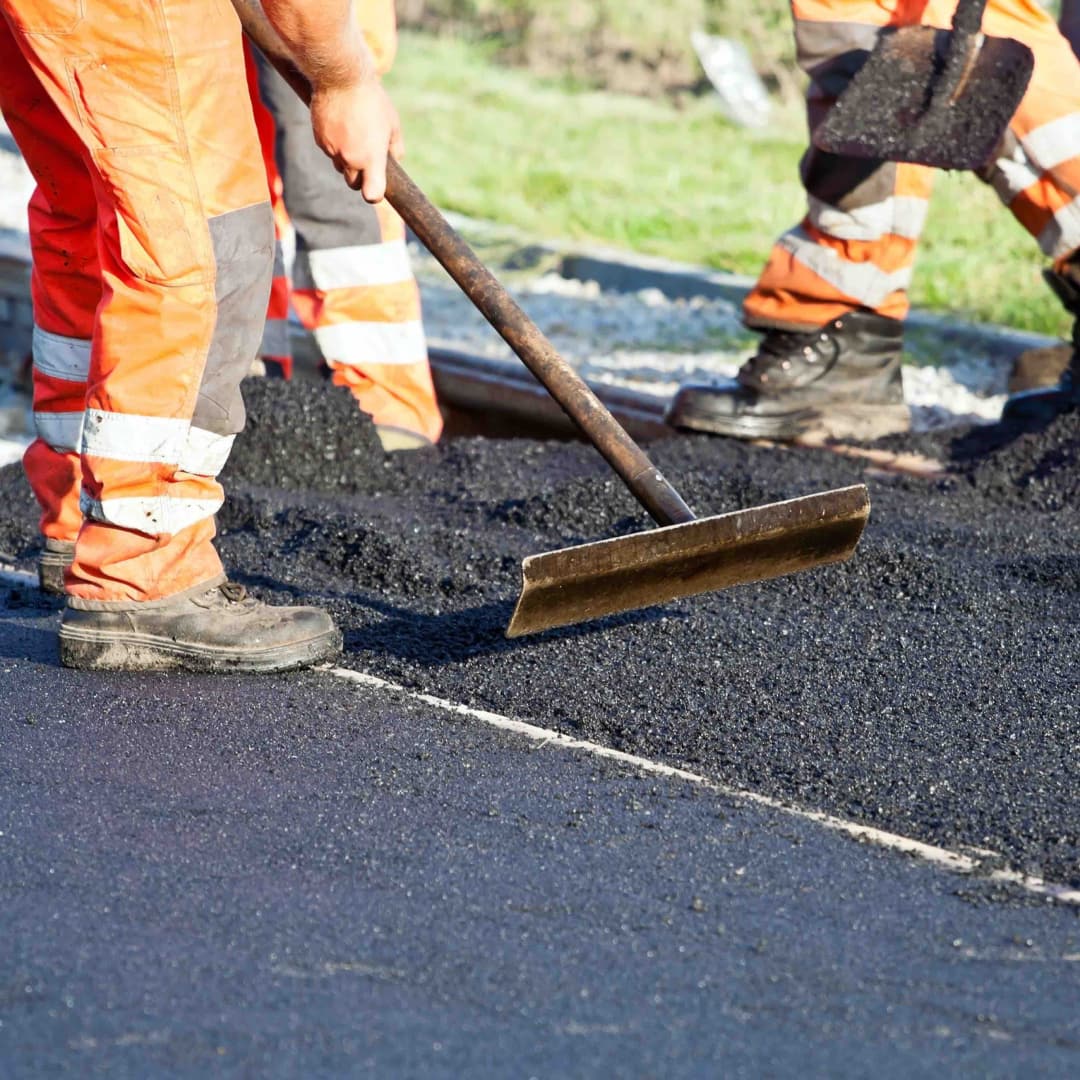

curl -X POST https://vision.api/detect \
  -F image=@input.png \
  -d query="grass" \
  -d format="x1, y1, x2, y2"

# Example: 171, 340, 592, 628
389, 31, 1071, 337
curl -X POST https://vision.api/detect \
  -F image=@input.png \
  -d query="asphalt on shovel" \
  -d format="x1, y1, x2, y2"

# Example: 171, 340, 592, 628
235, 4, 870, 638
813, 0, 1034, 170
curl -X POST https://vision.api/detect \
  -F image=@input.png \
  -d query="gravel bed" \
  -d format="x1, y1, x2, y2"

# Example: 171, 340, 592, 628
2, 378, 1076, 891
408, 241, 1019, 432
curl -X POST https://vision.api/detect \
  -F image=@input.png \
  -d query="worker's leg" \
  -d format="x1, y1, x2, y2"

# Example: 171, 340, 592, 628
1, 0, 339, 668
977, 2, 1080, 264
976, 0, 1080, 420
0, 20, 97, 590
745, 0, 1078, 332
671, 0, 939, 439
744, 0, 954, 331
252, 7, 443, 449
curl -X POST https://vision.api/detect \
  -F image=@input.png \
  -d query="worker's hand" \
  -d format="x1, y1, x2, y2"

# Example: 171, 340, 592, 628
309, 75, 404, 203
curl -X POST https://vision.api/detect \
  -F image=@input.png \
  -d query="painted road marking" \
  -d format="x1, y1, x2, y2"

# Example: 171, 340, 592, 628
325, 665, 1080, 907
3, 566, 1075, 907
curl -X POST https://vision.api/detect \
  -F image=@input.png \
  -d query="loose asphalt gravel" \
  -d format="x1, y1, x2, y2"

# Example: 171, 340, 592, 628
1, 378, 1076, 890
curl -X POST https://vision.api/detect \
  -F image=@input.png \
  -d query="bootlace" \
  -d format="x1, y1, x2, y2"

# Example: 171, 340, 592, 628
219, 582, 249, 604
742, 326, 824, 380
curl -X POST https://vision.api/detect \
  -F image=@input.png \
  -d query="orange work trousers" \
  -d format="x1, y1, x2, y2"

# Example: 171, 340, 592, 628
0, 0, 272, 604
745, 0, 1080, 331
247, 0, 443, 446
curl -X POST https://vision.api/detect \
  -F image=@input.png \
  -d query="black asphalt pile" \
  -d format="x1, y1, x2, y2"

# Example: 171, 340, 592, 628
2, 380, 1077, 887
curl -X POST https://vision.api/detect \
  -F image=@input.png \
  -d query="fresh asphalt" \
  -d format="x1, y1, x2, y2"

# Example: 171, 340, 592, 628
2, 376, 1079, 1075
1, 589, 1078, 1078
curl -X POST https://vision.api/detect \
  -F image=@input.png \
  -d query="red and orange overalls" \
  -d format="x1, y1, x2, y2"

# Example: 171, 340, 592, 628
246, 0, 443, 446
0, 0, 272, 603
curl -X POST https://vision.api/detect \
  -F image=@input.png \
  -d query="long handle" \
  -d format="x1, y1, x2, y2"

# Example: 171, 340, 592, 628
385, 160, 694, 527
938, 0, 988, 103
232, 0, 693, 526
951, 0, 988, 36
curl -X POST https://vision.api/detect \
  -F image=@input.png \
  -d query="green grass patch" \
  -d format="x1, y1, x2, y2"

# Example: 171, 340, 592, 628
389, 31, 1070, 337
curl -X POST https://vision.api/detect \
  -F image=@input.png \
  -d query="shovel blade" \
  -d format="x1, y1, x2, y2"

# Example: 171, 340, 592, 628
814, 27, 1034, 170
506, 484, 870, 638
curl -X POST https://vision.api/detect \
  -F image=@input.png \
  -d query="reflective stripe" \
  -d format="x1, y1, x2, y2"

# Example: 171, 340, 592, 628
778, 227, 913, 308
33, 410, 83, 452
32, 326, 91, 383
81, 411, 234, 474
179, 427, 235, 476
298, 238, 414, 291
80, 492, 223, 535
82, 411, 186, 463
1038, 195, 1080, 259
1022, 113, 1080, 173
260, 318, 291, 359
986, 141, 1041, 205
314, 319, 427, 366
807, 194, 928, 241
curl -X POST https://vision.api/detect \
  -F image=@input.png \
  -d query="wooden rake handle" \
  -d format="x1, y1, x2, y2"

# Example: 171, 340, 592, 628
385, 160, 695, 527
232, 0, 694, 527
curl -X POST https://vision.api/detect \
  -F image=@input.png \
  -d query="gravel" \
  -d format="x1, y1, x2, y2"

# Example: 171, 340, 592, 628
409, 244, 1019, 432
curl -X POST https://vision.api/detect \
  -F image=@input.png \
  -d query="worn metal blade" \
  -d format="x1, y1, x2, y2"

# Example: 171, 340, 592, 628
814, 28, 1033, 170
506, 484, 870, 638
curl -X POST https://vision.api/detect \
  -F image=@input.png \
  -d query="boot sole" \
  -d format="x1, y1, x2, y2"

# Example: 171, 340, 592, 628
58, 624, 343, 674
669, 397, 909, 442
802, 403, 911, 442
667, 395, 818, 440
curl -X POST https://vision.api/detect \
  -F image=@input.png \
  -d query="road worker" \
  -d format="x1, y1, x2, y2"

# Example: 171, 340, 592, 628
0, 0, 397, 672
669, 0, 1080, 440
247, 0, 443, 452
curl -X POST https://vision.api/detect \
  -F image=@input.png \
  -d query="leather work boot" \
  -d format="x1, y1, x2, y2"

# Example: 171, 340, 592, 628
666, 310, 909, 441
59, 579, 342, 673
38, 538, 76, 596
1002, 255, 1080, 425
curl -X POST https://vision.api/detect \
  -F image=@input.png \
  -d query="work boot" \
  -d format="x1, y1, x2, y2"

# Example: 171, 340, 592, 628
38, 538, 76, 596
1002, 256, 1080, 425
58, 579, 342, 673
666, 310, 909, 440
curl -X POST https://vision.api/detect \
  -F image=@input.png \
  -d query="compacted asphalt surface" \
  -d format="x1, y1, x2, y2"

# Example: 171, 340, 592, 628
1, 378, 1079, 1075
1, 598, 1079, 1077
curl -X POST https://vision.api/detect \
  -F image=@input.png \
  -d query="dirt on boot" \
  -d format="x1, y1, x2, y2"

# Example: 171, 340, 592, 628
59, 579, 342, 673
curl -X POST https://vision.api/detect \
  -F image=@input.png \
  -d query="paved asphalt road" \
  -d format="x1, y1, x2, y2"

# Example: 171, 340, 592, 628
2, 590, 1078, 1078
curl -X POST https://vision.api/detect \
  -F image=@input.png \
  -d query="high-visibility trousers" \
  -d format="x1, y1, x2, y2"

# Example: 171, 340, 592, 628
246, 1, 443, 446
745, 0, 1080, 332
0, 0, 272, 603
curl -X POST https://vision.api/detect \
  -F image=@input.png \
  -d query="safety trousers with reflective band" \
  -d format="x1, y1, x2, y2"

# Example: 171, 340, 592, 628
745, 0, 1080, 331
0, 0, 273, 603
246, 8, 443, 446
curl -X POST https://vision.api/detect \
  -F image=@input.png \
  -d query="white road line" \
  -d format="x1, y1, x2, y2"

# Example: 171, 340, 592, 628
325, 666, 1080, 907
2, 560, 1075, 907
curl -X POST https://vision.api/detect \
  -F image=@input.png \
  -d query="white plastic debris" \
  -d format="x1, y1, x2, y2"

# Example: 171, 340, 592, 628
691, 31, 771, 130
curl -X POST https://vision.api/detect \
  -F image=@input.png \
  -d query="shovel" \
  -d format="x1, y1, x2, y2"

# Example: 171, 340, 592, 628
813, 0, 1034, 171
234, 4, 871, 638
